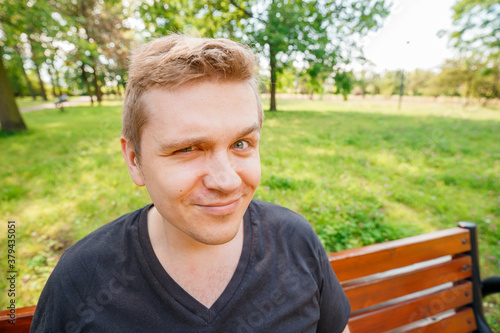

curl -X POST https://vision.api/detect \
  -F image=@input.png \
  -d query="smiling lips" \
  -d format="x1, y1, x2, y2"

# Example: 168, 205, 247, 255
195, 198, 241, 215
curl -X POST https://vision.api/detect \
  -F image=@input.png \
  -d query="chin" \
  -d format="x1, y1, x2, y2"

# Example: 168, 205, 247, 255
192, 221, 242, 246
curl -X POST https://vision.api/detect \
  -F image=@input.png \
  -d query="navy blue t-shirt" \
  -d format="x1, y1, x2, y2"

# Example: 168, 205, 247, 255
31, 200, 350, 332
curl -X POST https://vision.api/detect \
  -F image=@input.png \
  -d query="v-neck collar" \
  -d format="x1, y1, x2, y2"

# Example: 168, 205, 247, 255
138, 204, 253, 324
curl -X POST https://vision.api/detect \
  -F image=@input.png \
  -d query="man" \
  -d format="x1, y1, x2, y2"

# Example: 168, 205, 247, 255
31, 34, 350, 332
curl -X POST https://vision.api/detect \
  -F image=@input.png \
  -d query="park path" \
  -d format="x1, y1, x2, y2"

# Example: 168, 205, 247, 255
20, 96, 92, 113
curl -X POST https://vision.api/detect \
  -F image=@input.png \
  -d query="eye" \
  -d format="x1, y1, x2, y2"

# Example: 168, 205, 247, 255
178, 146, 198, 153
232, 140, 249, 150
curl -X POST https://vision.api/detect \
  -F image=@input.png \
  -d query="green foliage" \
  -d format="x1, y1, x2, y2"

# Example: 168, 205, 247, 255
139, 0, 242, 38
1, 0, 134, 104
334, 71, 355, 101
143, 0, 391, 109
378, 70, 405, 96
364, 71, 382, 95
436, 0, 500, 105
426, 58, 500, 101
276, 67, 297, 93
353, 59, 498, 102
304, 195, 404, 252
449, 0, 500, 60
262, 174, 299, 190
4, 56, 27, 96
407, 69, 435, 96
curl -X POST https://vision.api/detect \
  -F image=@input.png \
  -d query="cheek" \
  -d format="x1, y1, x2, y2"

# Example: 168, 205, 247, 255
237, 155, 261, 187
146, 161, 204, 199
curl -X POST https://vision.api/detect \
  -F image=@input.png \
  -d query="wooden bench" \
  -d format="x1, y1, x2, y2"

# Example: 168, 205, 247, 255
0, 305, 36, 333
329, 222, 499, 332
1, 222, 498, 332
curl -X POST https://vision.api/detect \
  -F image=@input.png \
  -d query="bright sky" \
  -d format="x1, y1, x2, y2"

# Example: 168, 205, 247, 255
358, 0, 458, 72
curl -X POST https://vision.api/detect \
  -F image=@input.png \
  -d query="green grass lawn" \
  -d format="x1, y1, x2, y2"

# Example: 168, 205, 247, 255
15, 96, 54, 108
1, 95, 499, 327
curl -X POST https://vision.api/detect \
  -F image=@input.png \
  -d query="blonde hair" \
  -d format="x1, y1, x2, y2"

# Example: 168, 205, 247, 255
122, 34, 263, 158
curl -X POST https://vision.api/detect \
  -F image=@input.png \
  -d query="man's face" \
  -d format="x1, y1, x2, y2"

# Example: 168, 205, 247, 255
123, 80, 261, 246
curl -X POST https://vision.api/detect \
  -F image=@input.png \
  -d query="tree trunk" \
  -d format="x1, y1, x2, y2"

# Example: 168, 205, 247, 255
0, 57, 27, 133
50, 69, 57, 97
21, 62, 37, 100
29, 38, 48, 101
464, 77, 472, 106
33, 61, 48, 101
49, 65, 60, 97
16, 48, 37, 100
81, 63, 94, 106
91, 65, 102, 103
269, 44, 277, 111
398, 70, 404, 110
79, 2, 102, 104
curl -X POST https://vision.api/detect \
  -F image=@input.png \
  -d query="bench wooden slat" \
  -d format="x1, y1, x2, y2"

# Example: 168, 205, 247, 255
348, 282, 473, 333
0, 305, 36, 333
404, 307, 477, 333
329, 227, 470, 282
344, 255, 472, 312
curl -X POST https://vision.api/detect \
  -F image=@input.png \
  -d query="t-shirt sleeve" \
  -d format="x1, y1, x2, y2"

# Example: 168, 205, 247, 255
30, 267, 70, 332
30, 249, 99, 333
316, 240, 351, 333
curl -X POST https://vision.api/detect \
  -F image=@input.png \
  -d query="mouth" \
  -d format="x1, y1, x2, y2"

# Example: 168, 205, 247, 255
195, 198, 241, 215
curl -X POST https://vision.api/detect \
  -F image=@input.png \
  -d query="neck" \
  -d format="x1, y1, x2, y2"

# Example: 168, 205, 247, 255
147, 206, 244, 265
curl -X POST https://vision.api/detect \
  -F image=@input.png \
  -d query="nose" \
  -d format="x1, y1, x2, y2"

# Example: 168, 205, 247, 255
203, 151, 242, 193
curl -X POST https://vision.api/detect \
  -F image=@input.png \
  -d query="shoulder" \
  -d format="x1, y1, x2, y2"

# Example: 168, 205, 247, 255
247, 199, 308, 224
32, 206, 146, 320
64, 206, 144, 259
31, 206, 149, 330
247, 199, 321, 252
51, 206, 147, 286
248, 199, 316, 235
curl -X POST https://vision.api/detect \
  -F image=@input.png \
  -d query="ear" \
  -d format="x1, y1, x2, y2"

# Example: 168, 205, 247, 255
121, 136, 145, 187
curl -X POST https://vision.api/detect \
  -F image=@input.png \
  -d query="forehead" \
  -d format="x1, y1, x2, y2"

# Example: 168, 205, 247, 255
142, 81, 261, 142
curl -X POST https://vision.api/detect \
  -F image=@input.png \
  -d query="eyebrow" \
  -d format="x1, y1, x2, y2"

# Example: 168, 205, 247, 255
157, 122, 261, 153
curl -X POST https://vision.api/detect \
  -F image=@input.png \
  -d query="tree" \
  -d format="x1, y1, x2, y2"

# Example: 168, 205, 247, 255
441, 0, 500, 103
0, 0, 31, 132
424, 57, 500, 103
334, 70, 354, 101
365, 72, 381, 95
4, 51, 28, 96
27, 36, 49, 100
140, 0, 390, 111
353, 70, 368, 97
1, 22, 37, 99
425, 59, 466, 98
226, 0, 391, 111
378, 70, 402, 96
1, 0, 133, 120
5, 0, 59, 101
49, 0, 133, 104
276, 66, 297, 94
0, 54, 27, 132
449, 0, 500, 60
16, 45, 37, 100
407, 69, 435, 96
